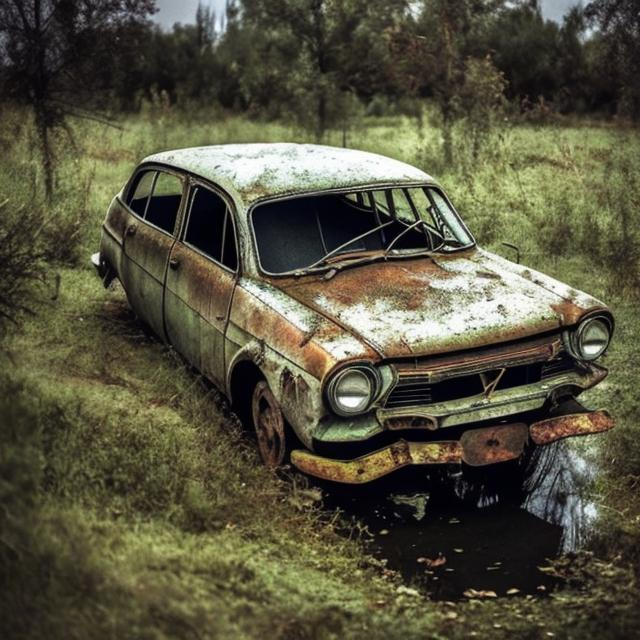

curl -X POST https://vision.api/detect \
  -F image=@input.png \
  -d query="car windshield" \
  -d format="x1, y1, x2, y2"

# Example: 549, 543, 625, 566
251, 186, 474, 275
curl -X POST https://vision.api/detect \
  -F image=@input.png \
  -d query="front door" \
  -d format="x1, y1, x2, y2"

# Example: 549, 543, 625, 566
164, 182, 238, 387
120, 168, 185, 339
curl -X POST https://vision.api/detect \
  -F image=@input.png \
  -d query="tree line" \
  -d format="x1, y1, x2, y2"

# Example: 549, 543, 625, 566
1, 0, 639, 199
95, 0, 640, 124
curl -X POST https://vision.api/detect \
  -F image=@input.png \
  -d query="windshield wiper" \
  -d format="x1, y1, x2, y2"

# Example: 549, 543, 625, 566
294, 220, 394, 275
383, 219, 445, 256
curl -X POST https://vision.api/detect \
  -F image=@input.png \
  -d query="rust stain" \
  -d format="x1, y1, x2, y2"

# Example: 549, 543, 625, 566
394, 334, 563, 382
460, 423, 529, 466
291, 440, 463, 483
384, 416, 437, 430
530, 410, 614, 445
551, 300, 590, 326
231, 282, 378, 382
231, 286, 335, 380
267, 252, 580, 359
281, 368, 296, 396
280, 368, 310, 406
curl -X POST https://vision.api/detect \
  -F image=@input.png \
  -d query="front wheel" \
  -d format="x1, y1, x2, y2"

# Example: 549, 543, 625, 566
251, 380, 287, 467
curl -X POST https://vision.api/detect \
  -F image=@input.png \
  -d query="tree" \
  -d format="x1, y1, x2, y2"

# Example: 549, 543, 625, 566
240, 0, 406, 141
0, 0, 156, 201
389, 0, 504, 163
586, 0, 640, 120
484, 2, 560, 103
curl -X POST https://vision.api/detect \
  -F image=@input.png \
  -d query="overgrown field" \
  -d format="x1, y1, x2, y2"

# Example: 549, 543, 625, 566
1, 108, 640, 639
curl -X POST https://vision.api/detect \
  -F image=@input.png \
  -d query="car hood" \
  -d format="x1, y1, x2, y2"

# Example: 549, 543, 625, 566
266, 248, 606, 359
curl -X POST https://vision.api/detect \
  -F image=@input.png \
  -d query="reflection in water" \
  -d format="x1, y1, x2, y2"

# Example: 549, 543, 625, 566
522, 444, 598, 552
321, 441, 598, 600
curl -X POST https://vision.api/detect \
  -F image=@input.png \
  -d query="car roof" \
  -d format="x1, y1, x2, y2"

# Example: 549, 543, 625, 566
143, 143, 433, 206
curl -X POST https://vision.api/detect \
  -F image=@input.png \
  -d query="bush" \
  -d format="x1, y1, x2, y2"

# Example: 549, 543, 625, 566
455, 55, 508, 161
598, 144, 640, 287
0, 197, 48, 338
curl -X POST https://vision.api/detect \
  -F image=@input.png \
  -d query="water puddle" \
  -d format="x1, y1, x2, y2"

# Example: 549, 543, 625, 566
320, 441, 598, 600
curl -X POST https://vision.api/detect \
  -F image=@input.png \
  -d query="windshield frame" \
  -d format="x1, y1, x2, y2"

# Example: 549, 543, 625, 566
248, 182, 476, 277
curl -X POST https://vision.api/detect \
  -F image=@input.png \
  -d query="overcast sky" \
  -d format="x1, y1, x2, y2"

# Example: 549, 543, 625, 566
154, 0, 580, 30
154, 0, 227, 29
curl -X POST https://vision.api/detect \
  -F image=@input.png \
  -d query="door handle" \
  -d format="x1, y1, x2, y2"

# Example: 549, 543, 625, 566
169, 257, 180, 270
126, 223, 137, 237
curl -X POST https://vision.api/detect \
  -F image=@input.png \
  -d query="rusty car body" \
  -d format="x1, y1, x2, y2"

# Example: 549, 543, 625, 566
92, 143, 614, 483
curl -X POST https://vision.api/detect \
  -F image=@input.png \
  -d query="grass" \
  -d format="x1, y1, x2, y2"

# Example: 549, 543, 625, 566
1, 107, 640, 638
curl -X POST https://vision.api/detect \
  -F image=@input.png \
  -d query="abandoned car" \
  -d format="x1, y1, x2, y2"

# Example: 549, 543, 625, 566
92, 143, 614, 483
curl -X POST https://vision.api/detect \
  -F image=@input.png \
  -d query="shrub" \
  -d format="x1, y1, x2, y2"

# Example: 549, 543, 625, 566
455, 55, 508, 162
0, 197, 48, 338
598, 144, 640, 288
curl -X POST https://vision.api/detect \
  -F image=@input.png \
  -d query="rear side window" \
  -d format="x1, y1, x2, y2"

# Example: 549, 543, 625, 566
145, 171, 183, 234
128, 170, 155, 217
184, 186, 238, 271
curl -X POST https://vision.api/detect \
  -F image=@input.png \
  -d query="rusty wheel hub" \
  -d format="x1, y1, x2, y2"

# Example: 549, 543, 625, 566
251, 381, 286, 467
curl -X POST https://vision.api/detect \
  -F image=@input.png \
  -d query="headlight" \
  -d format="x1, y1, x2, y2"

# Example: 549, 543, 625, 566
326, 367, 377, 416
567, 315, 612, 361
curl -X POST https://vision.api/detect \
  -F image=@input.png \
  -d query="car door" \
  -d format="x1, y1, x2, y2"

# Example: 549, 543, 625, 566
164, 181, 239, 388
120, 168, 185, 340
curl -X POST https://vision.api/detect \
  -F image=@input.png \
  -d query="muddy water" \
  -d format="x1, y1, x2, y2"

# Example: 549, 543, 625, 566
321, 441, 598, 600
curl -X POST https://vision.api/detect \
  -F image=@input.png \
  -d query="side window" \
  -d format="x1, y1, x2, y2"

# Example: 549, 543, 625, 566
145, 171, 183, 234
184, 186, 238, 271
428, 189, 461, 241
371, 190, 392, 217
392, 190, 418, 224
128, 170, 156, 217
341, 192, 372, 211
407, 187, 441, 233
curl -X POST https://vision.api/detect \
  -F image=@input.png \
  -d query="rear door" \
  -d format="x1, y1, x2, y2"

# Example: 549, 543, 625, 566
164, 181, 239, 387
120, 167, 185, 339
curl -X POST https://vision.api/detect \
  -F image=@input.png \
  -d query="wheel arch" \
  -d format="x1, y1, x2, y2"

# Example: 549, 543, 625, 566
226, 343, 323, 448
228, 357, 265, 428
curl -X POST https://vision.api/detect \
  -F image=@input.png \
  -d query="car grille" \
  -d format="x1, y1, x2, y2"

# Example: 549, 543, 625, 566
385, 354, 575, 409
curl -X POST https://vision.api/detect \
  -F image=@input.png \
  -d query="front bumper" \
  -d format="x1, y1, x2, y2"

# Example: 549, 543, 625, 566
290, 408, 614, 484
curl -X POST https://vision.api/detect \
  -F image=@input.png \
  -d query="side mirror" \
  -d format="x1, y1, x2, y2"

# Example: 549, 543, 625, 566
501, 242, 520, 264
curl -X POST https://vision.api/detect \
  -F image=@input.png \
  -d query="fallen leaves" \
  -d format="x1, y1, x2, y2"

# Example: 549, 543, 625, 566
417, 554, 447, 568
537, 565, 558, 575
463, 588, 498, 599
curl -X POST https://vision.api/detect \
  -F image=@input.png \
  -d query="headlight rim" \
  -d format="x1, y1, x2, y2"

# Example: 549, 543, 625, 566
564, 313, 613, 362
325, 364, 380, 417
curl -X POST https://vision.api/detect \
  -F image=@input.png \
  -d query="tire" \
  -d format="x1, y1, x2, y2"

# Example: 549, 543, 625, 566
251, 380, 287, 468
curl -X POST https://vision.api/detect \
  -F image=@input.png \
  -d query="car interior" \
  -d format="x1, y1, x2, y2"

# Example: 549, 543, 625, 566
128, 170, 182, 234
252, 192, 434, 273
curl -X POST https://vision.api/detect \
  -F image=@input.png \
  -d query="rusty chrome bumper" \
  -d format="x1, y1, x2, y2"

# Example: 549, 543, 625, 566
291, 409, 614, 484
529, 409, 614, 445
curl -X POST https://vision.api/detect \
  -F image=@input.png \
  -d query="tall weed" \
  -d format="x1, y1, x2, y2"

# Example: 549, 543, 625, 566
598, 144, 640, 287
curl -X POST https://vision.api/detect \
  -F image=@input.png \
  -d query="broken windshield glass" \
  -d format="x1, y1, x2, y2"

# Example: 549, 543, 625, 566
251, 186, 474, 275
